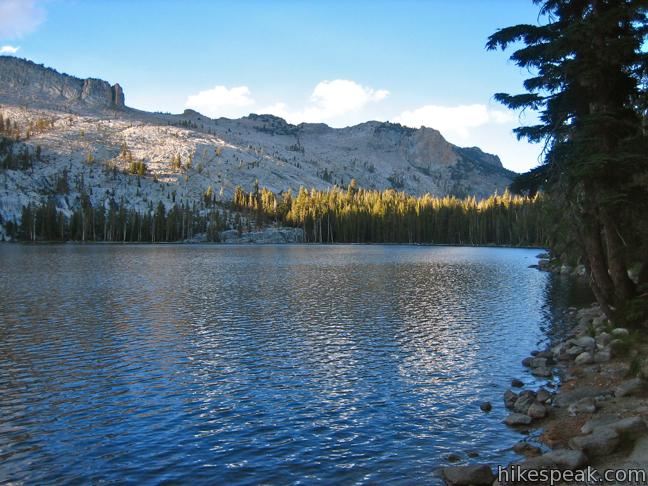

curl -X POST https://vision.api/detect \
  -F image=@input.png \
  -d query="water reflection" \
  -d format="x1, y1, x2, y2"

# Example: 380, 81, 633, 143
0, 244, 591, 484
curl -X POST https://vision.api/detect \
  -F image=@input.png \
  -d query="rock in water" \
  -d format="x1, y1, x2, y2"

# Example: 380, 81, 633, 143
504, 413, 532, 426
527, 402, 547, 419
479, 402, 492, 412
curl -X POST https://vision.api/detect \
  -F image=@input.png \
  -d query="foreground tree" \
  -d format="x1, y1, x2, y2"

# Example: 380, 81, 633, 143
487, 0, 648, 321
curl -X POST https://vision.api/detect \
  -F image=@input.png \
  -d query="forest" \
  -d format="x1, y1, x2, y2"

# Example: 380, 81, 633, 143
232, 182, 547, 246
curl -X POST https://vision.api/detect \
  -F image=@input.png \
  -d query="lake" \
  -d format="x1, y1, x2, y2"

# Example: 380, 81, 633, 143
0, 245, 591, 484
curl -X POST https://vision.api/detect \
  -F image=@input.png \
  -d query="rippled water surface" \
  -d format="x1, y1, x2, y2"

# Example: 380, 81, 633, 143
0, 245, 590, 485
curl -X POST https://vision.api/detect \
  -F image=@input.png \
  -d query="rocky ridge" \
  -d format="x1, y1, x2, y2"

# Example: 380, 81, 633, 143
0, 57, 515, 237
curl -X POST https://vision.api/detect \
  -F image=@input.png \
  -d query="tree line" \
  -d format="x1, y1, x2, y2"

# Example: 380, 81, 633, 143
6, 197, 228, 243
232, 181, 547, 246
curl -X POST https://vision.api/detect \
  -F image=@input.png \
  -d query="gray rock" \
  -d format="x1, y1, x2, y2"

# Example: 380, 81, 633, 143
593, 350, 611, 363
446, 453, 461, 463
581, 416, 618, 434
608, 416, 648, 440
573, 336, 596, 348
503, 390, 518, 410
220, 227, 305, 244
440, 465, 495, 485
554, 387, 602, 408
529, 357, 548, 368
516, 449, 588, 471
536, 388, 552, 403
504, 413, 532, 426
512, 441, 542, 457
568, 397, 598, 415
530, 367, 552, 377
511, 379, 524, 388
609, 339, 627, 357
575, 351, 594, 365
567, 345, 584, 356
569, 428, 620, 456
527, 402, 547, 419
611, 328, 630, 338
596, 333, 612, 347
479, 402, 492, 412
513, 392, 536, 414
615, 378, 644, 398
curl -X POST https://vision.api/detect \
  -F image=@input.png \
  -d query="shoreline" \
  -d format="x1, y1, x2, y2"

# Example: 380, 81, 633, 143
440, 296, 648, 485
0, 240, 547, 250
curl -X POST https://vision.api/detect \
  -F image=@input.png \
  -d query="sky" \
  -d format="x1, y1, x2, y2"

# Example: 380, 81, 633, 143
0, 0, 547, 173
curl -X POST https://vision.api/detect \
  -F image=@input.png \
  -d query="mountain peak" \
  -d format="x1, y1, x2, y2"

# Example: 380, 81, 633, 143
0, 56, 125, 111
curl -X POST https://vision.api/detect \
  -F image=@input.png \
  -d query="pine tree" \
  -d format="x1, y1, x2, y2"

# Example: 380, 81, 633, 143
487, 0, 648, 319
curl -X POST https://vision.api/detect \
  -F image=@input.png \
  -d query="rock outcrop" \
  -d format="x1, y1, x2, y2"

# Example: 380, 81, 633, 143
0, 56, 124, 110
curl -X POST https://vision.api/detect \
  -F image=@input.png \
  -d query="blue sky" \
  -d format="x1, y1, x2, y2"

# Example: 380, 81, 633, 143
0, 0, 546, 172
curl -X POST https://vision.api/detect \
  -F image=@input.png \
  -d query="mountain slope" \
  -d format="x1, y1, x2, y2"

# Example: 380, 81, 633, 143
0, 57, 516, 235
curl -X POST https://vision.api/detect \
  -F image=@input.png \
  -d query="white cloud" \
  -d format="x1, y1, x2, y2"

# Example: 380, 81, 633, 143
0, 44, 19, 54
0, 0, 45, 39
392, 104, 514, 139
262, 79, 389, 124
184, 85, 255, 118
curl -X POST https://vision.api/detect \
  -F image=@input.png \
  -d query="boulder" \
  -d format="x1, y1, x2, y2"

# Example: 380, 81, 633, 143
596, 332, 612, 347
513, 391, 537, 414
611, 328, 630, 338
608, 416, 647, 440
511, 378, 524, 388
530, 367, 552, 378
446, 453, 461, 463
536, 388, 552, 404
615, 378, 644, 398
568, 397, 598, 415
440, 465, 495, 485
574, 352, 594, 365
581, 416, 618, 434
504, 413, 532, 426
516, 449, 588, 471
569, 428, 620, 456
567, 345, 584, 356
554, 387, 602, 408
528, 402, 547, 419
479, 402, 492, 412
573, 336, 596, 349
593, 350, 611, 363
512, 441, 542, 457
504, 390, 518, 410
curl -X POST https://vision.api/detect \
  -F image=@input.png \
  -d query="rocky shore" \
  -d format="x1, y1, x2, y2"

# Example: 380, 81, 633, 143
440, 296, 647, 485
218, 226, 304, 244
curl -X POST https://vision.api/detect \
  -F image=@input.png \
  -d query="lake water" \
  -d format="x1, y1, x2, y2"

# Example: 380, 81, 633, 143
0, 245, 591, 485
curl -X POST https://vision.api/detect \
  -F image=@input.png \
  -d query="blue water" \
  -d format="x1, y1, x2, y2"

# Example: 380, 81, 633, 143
0, 245, 590, 485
